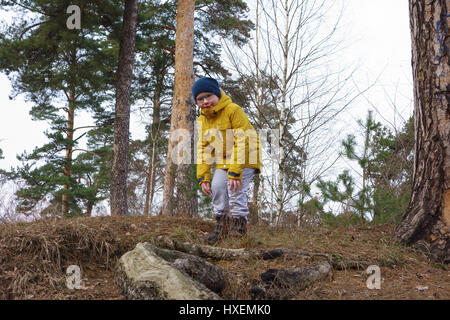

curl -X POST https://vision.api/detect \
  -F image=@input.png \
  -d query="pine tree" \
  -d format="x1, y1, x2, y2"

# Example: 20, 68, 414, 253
0, 0, 120, 216
370, 117, 414, 223
0, 0, 255, 217
317, 112, 414, 224
161, 0, 196, 217
394, 0, 449, 262
110, 0, 138, 216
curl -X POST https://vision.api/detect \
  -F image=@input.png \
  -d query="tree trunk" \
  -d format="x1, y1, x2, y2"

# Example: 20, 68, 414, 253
110, 0, 138, 216
251, 0, 262, 226
144, 82, 163, 216
62, 90, 75, 216
86, 200, 94, 217
161, 0, 196, 217
394, 0, 449, 263
275, 0, 290, 225
250, 177, 260, 225
144, 137, 157, 216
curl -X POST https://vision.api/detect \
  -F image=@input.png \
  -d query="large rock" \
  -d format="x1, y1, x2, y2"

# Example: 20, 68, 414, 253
115, 242, 221, 300
149, 245, 226, 294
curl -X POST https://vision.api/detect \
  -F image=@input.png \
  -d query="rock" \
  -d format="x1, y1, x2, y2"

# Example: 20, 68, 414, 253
115, 242, 221, 300
251, 261, 332, 300
147, 244, 226, 294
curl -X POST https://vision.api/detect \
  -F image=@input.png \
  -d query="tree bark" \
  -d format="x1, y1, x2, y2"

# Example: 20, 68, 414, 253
251, 0, 262, 226
275, 0, 290, 225
110, 0, 138, 216
62, 89, 75, 216
144, 80, 163, 216
144, 136, 157, 216
161, 0, 197, 217
394, 0, 449, 263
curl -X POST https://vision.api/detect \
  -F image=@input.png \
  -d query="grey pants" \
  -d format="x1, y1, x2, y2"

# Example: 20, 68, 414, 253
211, 168, 255, 219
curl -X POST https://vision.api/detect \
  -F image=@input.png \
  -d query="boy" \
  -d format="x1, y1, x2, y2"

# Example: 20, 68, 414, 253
192, 77, 261, 244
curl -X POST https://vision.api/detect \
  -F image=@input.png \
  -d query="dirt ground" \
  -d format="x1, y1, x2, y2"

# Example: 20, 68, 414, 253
0, 215, 448, 300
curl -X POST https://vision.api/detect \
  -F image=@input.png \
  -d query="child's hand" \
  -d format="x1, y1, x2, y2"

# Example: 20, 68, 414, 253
201, 182, 211, 196
228, 179, 242, 192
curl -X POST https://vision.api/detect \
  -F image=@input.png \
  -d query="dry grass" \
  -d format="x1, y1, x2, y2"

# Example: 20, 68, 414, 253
0, 216, 448, 300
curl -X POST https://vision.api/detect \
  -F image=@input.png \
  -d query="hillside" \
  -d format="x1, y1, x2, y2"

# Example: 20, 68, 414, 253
0, 215, 448, 300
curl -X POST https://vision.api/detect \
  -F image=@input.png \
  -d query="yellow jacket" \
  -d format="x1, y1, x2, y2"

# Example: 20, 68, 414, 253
196, 91, 261, 184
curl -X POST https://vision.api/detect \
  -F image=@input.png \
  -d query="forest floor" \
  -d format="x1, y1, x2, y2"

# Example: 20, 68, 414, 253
0, 215, 448, 300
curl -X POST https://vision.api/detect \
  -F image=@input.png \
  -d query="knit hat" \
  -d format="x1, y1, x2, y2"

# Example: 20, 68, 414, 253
192, 77, 222, 100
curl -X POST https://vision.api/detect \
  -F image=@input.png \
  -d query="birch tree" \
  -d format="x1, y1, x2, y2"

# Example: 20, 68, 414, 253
224, 0, 359, 225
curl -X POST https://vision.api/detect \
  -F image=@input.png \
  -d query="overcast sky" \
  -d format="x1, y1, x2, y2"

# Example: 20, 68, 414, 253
0, 0, 412, 172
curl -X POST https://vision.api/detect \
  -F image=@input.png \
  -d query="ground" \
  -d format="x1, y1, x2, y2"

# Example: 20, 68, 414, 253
0, 215, 448, 300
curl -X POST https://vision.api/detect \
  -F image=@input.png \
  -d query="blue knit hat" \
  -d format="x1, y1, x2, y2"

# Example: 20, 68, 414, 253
192, 77, 222, 100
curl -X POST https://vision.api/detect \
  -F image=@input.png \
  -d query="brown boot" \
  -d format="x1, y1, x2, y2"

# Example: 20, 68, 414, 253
229, 216, 247, 237
238, 216, 247, 236
205, 215, 227, 245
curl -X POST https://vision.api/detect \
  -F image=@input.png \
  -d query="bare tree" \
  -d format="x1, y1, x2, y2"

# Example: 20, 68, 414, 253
143, 66, 170, 216
394, 0, 449, 262
110, 0, 139, 216
0, 181, 41, 224
224, 0, 361, 225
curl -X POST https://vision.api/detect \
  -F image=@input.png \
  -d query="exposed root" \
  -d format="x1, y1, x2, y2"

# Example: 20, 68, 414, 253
154, 235, 370, 270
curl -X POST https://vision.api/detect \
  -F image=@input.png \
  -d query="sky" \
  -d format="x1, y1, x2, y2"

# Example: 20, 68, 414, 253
335, 1, 413, 186
0, 0, 413, 173
341, 0, 413, 121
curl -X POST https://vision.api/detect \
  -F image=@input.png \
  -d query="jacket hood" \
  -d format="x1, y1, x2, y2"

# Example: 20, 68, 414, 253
200, 90, 232, 118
